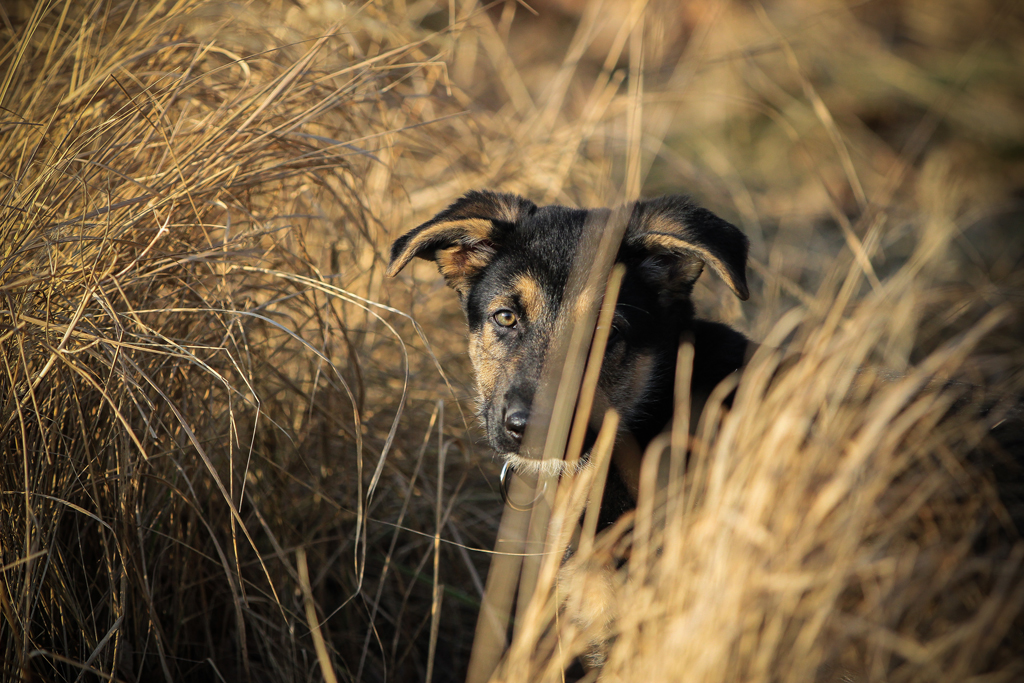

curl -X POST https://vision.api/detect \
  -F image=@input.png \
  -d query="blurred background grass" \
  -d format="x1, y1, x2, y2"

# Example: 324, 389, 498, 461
0, 0, 1022, 681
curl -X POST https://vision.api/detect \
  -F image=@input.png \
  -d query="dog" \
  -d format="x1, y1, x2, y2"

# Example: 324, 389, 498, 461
387, 190, 752, 667
387, 190, 751, 518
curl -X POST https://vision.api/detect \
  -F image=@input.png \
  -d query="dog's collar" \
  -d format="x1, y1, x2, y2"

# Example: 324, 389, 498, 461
499, 461, 547, 511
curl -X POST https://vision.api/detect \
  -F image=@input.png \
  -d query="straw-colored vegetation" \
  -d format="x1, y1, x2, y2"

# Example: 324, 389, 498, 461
1, 0, 1022, 682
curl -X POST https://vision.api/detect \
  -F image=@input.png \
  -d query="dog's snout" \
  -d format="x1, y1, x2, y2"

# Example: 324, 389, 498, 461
503, 402, 529, 443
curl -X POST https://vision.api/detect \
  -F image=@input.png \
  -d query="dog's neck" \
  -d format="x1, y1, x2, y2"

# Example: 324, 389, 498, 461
597, 318, 750, 528
625, 318, 750, 448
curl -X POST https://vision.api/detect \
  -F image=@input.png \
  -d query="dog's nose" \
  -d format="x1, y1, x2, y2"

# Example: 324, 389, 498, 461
503, 408, 528, 443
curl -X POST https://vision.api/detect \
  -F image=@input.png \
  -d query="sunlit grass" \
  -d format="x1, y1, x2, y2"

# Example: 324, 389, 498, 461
1, 0, 1022, 681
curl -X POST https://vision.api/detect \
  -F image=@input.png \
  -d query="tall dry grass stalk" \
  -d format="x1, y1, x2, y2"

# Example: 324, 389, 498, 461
2, 0, 1022, 682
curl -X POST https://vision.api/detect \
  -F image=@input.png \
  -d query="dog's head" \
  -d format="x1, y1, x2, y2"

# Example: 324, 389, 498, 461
387, 191, 748, 472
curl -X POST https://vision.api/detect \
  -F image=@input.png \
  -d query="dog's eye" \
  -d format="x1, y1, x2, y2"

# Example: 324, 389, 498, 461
493, 310, 518, 328
606, 316, 627, 344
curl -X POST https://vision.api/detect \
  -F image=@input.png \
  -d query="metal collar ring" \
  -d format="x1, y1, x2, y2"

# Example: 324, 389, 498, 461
499, 461, 547, 512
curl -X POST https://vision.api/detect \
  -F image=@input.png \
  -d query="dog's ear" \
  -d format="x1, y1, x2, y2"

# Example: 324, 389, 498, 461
625, 195, 749, 300
387, 190, 536, 294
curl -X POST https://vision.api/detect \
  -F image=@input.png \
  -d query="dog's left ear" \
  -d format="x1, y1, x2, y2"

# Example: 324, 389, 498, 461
625, 195, 749, 300
387, 190, 536, 295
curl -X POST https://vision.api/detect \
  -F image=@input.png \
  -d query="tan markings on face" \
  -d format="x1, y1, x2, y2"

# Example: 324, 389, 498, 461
467, 293, 520, 407
468, 326, 502, 402
511, 273, 546, 322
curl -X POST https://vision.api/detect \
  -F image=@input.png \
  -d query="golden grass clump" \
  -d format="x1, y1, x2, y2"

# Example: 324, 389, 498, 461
0, 1, 607, 680
2, 0, 1023, 682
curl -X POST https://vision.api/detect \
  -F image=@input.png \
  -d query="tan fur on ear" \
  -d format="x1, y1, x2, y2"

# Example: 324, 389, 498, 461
434, 242, 498, 294
640, 231, 747, 299
627, 197, 750, 300
387, 191, 537, 294
385, 218, 494, 277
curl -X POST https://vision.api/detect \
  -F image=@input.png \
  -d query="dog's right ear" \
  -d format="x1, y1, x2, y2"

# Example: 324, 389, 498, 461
387, 190, 536, 295
625, 195, 750, 301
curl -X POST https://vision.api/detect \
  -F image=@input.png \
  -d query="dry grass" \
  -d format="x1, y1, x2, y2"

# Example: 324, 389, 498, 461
1, 0, 1022, 682
0, 1, 568, 679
